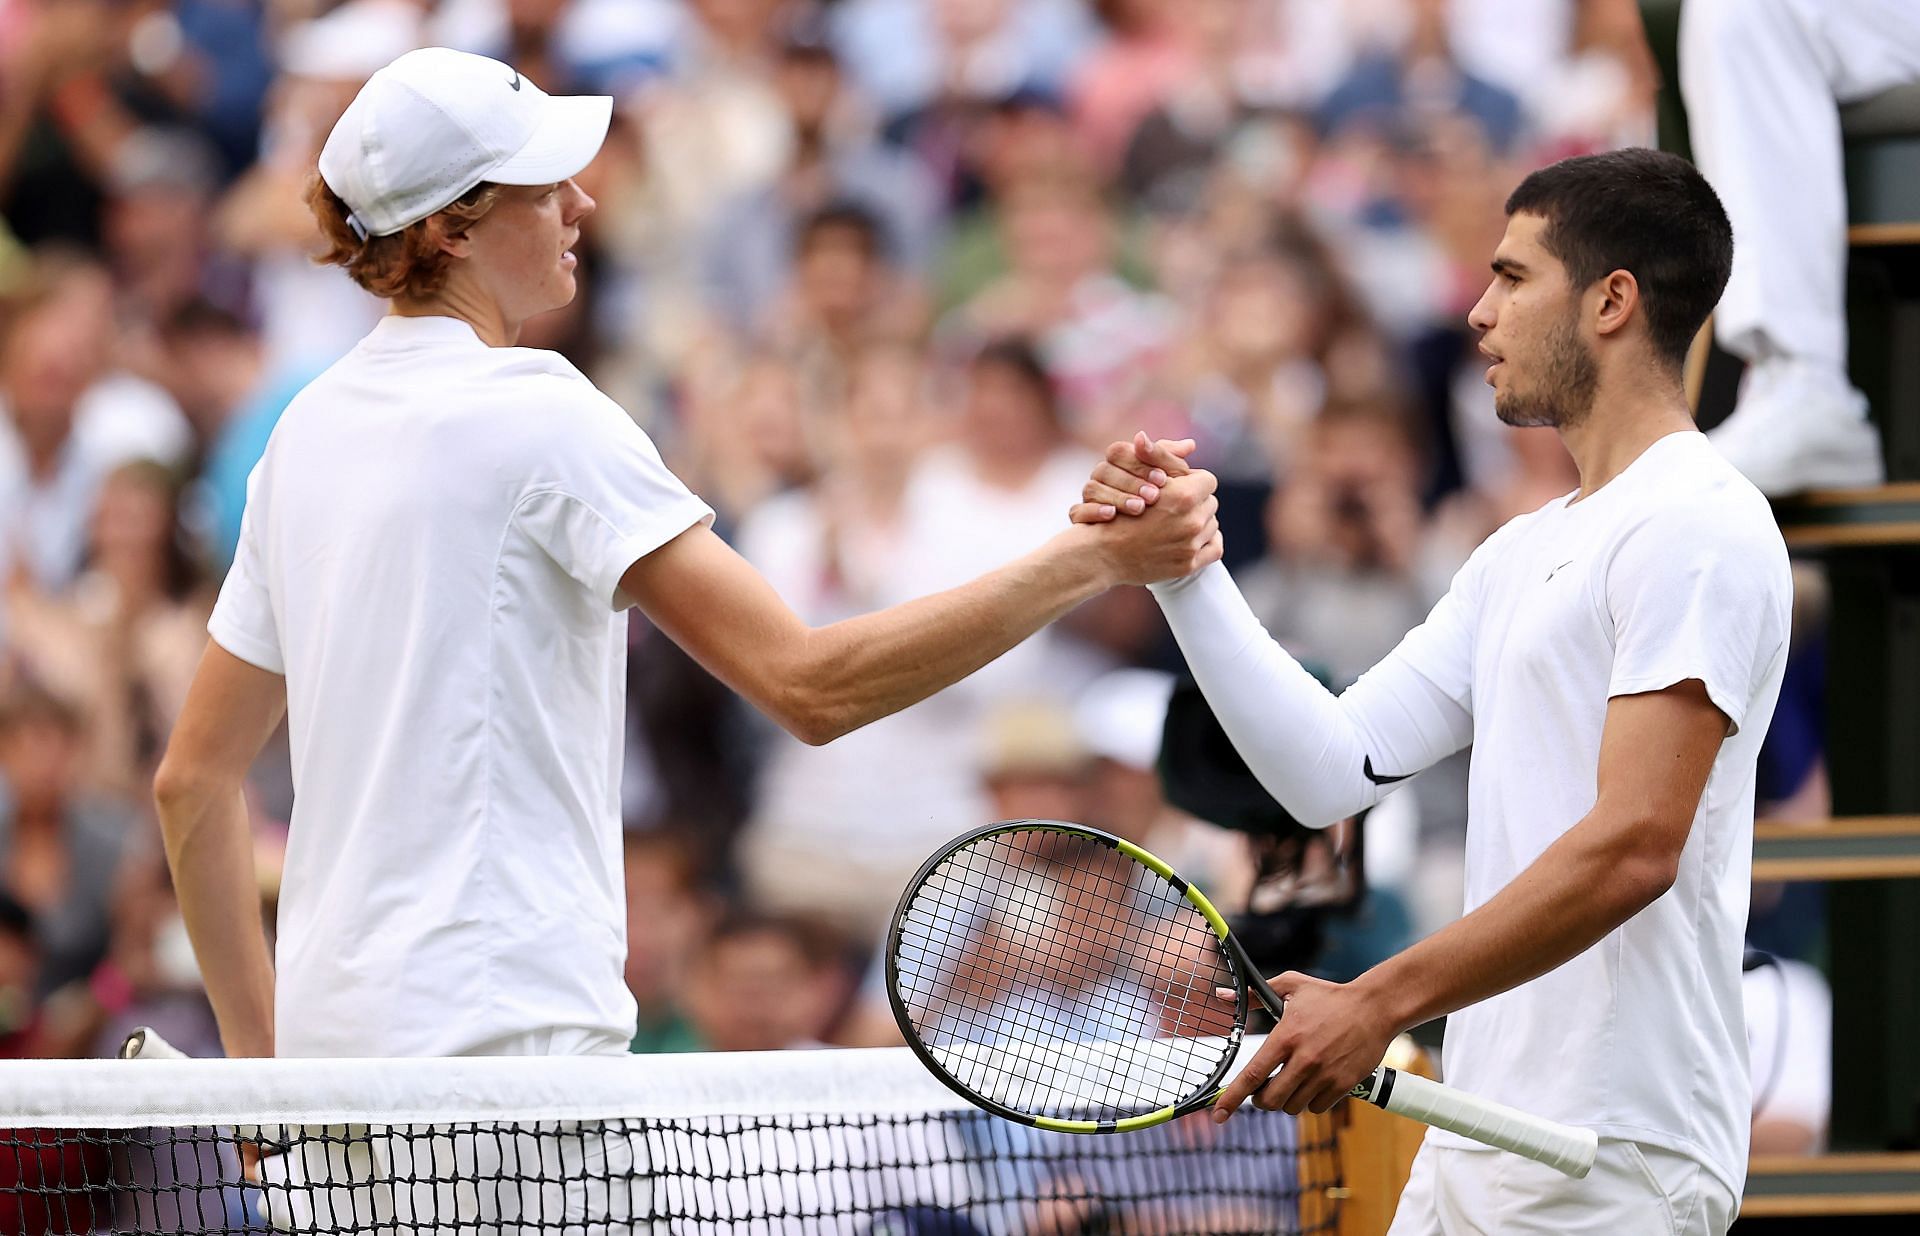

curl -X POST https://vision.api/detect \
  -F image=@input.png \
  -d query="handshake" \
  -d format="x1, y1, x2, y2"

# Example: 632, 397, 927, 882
1067, 432, 1224, 588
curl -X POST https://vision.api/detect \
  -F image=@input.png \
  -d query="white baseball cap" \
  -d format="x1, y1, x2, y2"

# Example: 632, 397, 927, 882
317, 47, 612, 240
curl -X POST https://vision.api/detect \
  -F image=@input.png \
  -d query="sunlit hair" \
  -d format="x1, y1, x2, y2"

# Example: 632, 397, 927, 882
305, 176, 502, 301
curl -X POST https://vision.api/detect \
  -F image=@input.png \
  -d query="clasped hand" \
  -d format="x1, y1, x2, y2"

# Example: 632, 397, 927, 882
1070, 433, 1224, 586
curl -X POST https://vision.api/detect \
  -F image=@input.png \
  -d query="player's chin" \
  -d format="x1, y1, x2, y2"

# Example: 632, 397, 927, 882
539, 270, 579, 312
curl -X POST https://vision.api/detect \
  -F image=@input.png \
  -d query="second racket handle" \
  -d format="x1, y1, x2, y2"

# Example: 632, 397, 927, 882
1354, 1066, 1598, 1180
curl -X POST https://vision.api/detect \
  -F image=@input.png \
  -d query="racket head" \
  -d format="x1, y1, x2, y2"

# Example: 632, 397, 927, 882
886, 820, 1252, 1133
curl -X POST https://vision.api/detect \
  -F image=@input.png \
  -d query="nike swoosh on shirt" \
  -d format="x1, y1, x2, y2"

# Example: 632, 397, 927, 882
508, 71, 523, 91
1363, 756, 1412, 786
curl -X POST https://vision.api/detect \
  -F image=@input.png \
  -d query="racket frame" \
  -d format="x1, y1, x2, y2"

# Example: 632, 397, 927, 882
886, 818, 1264, 1134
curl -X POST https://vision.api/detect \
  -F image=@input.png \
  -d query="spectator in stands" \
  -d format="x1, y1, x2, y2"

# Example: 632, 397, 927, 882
676, 353, 819, 528
98, 127, 232, 342
613, 0, 791, 372
1073, 667, 1253, 908
942, 174, 1175, 434
0, 683, 130, 1002
7, 460, 209, 799
1527, 0, 1658, 158
82, 849, 222, 1061
0, 0, 157, 250
1068, 0, 1196, 176
833, 0, 1096, 132
681, 912, 858, 1052
0, 251, 192, 592
213, 0, 418, 378
154, 302, 307, 570
1153, 238, 1378, 564
759, 204, 924, 416
1242, 400, 1441, 690
1681, 0, 1920, 495
623, 831, 714, 1054
1317, 0, 1524, 157
975, 698, 1095, 826
701, 16, 942, 338
731, 346, 967, 938
1237, 400, 1469, 951
932, 89, 1081, 306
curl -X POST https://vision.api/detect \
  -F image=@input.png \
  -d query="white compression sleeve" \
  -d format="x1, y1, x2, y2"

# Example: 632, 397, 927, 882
1149, 563, 1475, 828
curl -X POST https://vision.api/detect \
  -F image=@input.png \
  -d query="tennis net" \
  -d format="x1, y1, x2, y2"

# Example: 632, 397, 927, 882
0, 1035, 1337, 1235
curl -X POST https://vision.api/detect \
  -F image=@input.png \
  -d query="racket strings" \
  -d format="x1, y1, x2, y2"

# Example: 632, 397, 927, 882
895, 829, 1240, 1121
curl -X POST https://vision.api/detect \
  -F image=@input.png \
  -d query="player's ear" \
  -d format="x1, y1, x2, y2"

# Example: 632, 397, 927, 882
1593, 269, 1639, 340
429, 214, 476, 260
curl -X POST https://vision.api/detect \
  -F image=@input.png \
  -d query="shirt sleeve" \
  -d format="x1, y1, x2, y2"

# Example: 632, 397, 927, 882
512, 385, 715, 610
207, 463, 286, 674
1604, 506, 1788, 735
1147, 552, 1479, 829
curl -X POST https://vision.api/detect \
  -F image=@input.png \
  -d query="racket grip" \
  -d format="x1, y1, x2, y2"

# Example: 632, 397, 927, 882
120, 1027, 188, 1060
1355, 1066, 1598, 1180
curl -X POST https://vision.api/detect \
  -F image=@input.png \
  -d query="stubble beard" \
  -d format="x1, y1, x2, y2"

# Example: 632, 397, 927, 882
1494, 310, 1599, 430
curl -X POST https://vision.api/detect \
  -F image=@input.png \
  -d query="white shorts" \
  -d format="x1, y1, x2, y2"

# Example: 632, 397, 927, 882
1385, 1136, 1737, 1236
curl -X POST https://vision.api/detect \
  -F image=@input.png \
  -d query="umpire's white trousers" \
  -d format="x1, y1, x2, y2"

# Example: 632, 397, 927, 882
1385, 1138, 1737, 1236
1680, 0, 1920, 369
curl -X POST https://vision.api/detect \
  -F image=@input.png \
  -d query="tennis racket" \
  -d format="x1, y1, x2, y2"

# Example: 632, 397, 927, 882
886, 820, 1597, 1179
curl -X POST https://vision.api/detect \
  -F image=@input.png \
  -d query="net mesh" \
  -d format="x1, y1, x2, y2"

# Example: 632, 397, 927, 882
0, 1044, 1340, 1235
893, 827, 1242, 1123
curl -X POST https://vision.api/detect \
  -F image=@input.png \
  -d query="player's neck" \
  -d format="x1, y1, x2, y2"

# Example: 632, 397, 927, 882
1560, 368, 1695, 502
390, 286, 521, 348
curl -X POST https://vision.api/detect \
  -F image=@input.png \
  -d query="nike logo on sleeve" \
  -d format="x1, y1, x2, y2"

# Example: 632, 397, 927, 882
1363, 756, 1412, 785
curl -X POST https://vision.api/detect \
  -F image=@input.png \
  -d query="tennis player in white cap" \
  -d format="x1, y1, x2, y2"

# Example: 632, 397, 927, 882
153, 48, 1221, 1071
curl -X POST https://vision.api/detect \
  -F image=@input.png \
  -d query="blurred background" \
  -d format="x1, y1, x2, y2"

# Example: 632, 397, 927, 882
0, 0, 1831, 1159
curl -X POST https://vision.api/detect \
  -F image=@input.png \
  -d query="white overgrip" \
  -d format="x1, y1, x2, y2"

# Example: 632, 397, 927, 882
1363, 1067, 1598, 1179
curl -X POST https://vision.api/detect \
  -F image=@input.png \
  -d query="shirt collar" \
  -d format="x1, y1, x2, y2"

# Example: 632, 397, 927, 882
366, 314, 487, 349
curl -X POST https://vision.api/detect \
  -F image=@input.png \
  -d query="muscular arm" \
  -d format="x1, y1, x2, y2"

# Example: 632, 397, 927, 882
1218, 680, 1731, 1116
1362, 680, 1728, 1030
620, 479, 1219, 745
152, 643, 286, 1058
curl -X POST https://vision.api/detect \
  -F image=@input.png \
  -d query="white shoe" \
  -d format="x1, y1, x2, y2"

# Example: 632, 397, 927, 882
1707, 360, 1885, 496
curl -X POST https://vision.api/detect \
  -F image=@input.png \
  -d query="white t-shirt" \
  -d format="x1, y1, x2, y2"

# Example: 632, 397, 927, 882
209, 314, 713, 1058
1419, 431, 1789, 1196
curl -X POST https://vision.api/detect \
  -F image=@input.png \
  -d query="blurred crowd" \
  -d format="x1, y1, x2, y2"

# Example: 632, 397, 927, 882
0, 0, 1826, 1150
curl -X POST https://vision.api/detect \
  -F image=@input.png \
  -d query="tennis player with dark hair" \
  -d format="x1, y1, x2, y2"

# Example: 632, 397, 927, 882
152, 48, 1220, 1067
1077, 149, 1789, 1232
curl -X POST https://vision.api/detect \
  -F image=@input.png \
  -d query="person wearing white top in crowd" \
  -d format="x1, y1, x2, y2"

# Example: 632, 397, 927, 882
1075, 149, 1791, 1234
150, 47, 1222, 1064
0, 253, 193, 595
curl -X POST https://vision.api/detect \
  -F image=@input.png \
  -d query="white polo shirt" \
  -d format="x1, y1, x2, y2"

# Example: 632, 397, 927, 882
210, 314, 712, 1058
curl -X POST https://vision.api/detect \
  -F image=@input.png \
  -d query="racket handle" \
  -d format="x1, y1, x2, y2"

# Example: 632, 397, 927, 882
1354, 1066, 1598, 1180
120, 1027, 189, 1060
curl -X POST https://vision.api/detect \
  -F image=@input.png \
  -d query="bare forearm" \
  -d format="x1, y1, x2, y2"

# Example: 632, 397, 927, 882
156, 783, 275, 1057
1356, 811, 1673, 1035
793, 529, 1109, 742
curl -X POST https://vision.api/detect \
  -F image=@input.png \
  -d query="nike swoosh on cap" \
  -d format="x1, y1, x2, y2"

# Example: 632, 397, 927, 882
1363, 756, 1412, 786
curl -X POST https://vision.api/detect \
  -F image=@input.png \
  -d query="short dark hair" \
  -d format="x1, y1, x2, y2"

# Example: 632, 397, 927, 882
970, 336, 1060, 427
1504, 148, 1732, 370
795, 201, 886, 262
